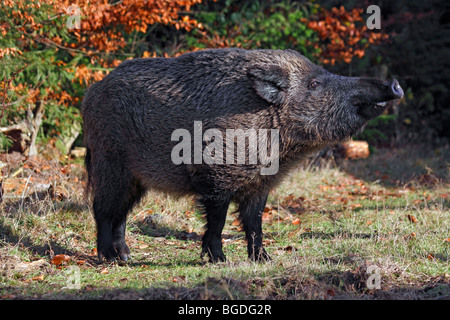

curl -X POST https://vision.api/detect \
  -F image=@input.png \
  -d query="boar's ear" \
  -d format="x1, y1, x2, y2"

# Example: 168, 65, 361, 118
247, 64, 289, 105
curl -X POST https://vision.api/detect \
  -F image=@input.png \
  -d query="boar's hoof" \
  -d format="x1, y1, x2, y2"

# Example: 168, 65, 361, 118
114, 241, 131, 262
98, 246, 119, 263
97, 243, 130, 263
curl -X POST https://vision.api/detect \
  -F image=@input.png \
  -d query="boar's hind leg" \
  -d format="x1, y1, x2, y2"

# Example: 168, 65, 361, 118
92, 163, 145, 262
238, 194, 271, 262
199, 196, 231, 263
111, 179, 146, 261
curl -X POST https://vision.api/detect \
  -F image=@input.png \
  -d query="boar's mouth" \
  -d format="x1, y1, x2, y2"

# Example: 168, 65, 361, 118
352, 79, 404, 120
353, 99, 393, 120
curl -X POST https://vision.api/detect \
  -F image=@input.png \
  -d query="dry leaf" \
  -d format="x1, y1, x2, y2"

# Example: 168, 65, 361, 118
351, 203, 362, 209
407, 215, 418, 223
292, 218, 301, 225
51, 254, 70, 266
100, 267, 109, 274
262, 207, 274, 221
32, 274, 45, 281
172, 276, 186, 282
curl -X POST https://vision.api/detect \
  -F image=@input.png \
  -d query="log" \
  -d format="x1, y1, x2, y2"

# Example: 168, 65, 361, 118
69, 147, 86, 158
336, 140, 370, 159
0, 122, 30, 153
0, 102, 44, 155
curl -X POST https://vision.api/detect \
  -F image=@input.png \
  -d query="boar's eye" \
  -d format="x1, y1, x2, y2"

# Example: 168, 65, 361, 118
309, 80, 320, 89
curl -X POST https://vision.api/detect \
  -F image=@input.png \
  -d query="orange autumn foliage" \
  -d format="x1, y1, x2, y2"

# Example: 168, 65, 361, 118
1, 0, 205, 114
303, 6, 388, 65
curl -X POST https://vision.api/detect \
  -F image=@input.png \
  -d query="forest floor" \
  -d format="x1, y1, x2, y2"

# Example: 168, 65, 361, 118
0, 144, 449, 300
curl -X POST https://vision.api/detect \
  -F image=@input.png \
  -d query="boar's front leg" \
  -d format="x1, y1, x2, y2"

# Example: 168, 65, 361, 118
238, 193, 271, 262
200, 196, 231, 263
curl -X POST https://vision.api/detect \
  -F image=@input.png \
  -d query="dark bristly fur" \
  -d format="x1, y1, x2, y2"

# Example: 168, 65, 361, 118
82, 48, 403, 263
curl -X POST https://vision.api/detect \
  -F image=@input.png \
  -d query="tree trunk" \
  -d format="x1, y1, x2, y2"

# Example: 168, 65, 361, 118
27, 101, 44, 157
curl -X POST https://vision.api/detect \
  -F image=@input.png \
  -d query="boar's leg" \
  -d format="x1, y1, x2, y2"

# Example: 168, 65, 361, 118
93, 195, 117, 262
91, 157, 145, 262
111, 179, 146, 261
111, 216, 129, 261
238, 193, 271, 262
200, 196, 231, 263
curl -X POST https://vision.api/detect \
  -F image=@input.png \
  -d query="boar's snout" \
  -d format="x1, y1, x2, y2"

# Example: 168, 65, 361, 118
390, 79, 404, 100
352, 78, 404, 120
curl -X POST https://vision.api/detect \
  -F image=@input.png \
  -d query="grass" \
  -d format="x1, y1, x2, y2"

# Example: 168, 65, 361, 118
0, 145, 449, 300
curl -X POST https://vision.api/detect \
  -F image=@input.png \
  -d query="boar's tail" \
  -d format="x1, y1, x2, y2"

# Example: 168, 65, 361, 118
84, 146, 93, 196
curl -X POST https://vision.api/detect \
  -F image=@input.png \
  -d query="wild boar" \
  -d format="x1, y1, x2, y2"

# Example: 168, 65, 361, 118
82, 48, 403, 263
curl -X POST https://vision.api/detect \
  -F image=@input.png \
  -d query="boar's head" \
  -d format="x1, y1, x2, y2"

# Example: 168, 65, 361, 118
247, 50, 404, 143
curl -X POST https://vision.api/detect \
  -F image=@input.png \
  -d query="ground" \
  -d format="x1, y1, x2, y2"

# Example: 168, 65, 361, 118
0, 145, 449, 300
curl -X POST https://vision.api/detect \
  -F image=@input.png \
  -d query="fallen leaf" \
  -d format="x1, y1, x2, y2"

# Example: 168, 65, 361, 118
351, 203, 362, 209
262, 212, 271, 221
407, 215, 418, 223
51, 254, 70, 266
100, 267, 109, 274
32, 274, 45, 281
60, 167, 70, 174
427, 254, 434, 261
77, 260, 86, 265
262, 207, 274, 221
292, 218, 301, 225
366, 220, 372, 226
172, 276, 186, 282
